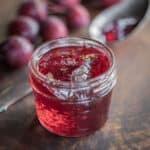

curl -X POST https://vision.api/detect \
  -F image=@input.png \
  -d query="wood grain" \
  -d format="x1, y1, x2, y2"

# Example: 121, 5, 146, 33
0, 0, 150, 150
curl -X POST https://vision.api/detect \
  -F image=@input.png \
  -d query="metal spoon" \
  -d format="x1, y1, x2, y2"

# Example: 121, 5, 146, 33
89, 0, 149, 43
0, 0, 149, 113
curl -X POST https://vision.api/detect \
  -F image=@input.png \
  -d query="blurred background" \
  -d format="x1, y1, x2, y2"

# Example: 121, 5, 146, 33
0, 0, 145, 71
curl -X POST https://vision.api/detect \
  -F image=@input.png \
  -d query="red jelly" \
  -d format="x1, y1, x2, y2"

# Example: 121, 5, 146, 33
29, 37, 117, 137
101, 17, 138, 44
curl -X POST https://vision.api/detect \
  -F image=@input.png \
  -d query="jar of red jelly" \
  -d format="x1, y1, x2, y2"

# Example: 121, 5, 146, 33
29, 37, 117, 137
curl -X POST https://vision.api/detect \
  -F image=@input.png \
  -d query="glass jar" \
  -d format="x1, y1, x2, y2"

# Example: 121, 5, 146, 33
28, 37, 117, 137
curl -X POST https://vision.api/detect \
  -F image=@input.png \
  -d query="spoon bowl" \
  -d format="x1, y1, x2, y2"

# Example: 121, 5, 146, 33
89, 0, 149, 43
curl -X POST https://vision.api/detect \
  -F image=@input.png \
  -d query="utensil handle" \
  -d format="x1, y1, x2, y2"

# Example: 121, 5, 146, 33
0, 81, 32, 112
0, 68, 32, 113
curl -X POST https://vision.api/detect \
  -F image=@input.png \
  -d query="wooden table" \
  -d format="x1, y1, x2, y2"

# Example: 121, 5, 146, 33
0, 1, 150, 149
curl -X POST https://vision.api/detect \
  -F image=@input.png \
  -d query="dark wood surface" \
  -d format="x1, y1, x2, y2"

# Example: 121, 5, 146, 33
0, 1, 150, 150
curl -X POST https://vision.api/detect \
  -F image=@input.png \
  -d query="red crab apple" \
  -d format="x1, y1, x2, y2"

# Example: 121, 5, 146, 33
52, 0, 80, 7
101, 0, 121, 7
8, 16, 39, 42
18, 0, 48, 21
0, 36, 33, 68
66, 4, 90, 29
41, 16, 68, 41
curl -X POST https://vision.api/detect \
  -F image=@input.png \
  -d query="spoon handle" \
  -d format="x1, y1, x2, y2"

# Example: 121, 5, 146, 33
0, 82, 32, 113
0, 69, 32, 113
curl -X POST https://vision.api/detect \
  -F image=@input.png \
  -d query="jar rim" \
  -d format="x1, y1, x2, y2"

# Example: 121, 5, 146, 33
29, 37, 116, 88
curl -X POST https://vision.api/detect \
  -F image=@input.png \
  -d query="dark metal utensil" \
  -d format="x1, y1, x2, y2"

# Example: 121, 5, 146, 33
0, 69, 32, 112
89, 0, 149, 42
